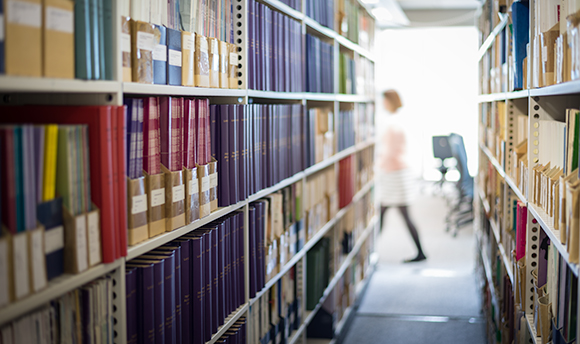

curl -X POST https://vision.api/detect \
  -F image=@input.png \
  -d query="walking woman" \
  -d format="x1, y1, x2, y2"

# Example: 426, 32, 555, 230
376, 89, 426, 263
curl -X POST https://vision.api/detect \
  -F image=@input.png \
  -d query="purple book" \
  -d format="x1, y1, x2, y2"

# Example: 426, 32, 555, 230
228, 105, 239, 205
260, 4, 266, 91
176, 240, 191, 344
217, 220, 226, 325
247, 106, 254, 196
284, 17, 290, 92
216, 105, 230, 207
193, 228, 214, 340
126, 262, 156, 344
235, 211, 245, 308
224, 217, 232, 318
132, 258, 165, 344
33, 126, 45, 204
238, 105, 247, 200
248, 0, 254, 89
184, 234, 205, 344
253, 201, 263, 292
156, 246, 182, 344
21, 126, 36, 229
228, 215, 236, 313
210, 106, 217, 162
264, 105, 272, 187
126, 267, 138, 344
209, 227, 219, 335
248, 205, 257, 298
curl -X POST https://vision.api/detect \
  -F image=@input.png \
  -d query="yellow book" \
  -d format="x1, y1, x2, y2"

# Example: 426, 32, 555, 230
43, 124, 58, 201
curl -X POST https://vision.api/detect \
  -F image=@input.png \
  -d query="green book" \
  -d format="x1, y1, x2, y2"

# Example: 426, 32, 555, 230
56, 126, 76, 215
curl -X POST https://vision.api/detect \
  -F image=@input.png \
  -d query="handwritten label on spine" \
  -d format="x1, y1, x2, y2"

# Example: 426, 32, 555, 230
151, 188, 165, 207
201, 176, 210, 192
137, 31, 155, 51
44, 226, 64, 254
210, 173, 218, 188
87, 212, 102, 266
189, 178, 199, 195
169, 49, 182, 66
132, 194, 147, 214
173, 184, 185, 203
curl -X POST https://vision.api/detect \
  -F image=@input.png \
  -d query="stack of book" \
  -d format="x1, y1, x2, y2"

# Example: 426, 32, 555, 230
251, 268, 300, 344
0, 105, 128, 293
211, 104, 305, 207
306, 34, 334, 94
0, 275, 114, 343
248, 183, 304, 299
306, 0, 334, 29
0, 0, 113, 80
247, 0, 304, 92
305, 107, 335, 168
126, 210, 245, 344
337, 109, 355, 151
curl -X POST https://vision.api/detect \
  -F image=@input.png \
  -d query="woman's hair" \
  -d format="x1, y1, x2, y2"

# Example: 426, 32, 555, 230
382, 89, 402, 110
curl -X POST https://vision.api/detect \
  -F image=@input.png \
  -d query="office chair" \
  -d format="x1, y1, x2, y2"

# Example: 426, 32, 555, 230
445, 133, 474, 236
432, 135, 454, 189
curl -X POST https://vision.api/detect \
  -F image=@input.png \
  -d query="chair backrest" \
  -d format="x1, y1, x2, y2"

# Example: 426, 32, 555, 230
432, 136, 453, 160
449, 133, 473, 196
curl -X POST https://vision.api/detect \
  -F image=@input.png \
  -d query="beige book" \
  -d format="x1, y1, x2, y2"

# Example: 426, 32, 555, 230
194, 34, 210, 87
568, 180, 580, 263
218, 40, 228, 88
5, 0, 42, 76
181, 31, 195, 86
121, 17, 132, 82
131, 20, 156, 83
207, 37, 219, 88
42, 0, 74, 78
560, 169, 578, 242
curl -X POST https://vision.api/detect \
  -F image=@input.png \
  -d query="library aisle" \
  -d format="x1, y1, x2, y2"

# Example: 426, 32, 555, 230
342, 187, 486, 344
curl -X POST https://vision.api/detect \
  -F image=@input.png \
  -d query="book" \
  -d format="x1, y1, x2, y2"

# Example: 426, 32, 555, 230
43, 0, 75, 78
0, 0, 4, 74
5, 0, 42, 77
167, 27, 182, 86
153, 25, 167, 85
143, 97, 161, 175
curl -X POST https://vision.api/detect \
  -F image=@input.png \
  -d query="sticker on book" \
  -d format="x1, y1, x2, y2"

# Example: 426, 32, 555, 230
87, 212, 102, 266
121, 33, 131, 53
7, 1, 41, 28
44, 226, 64, 254
132, 194, 148, 214
183, 34, 195, 51
169, 49, 182, 67
173, 184, 185, 203
210, 173, 218, 188
137, 31, 155, 51
75, 216, 88, 273
45, 6, 73, 33
229, 53, 238, 65
201, 176, 210, 192
150, 188, 165, 207
153, 44, 167, 61
189, 178, 199, 195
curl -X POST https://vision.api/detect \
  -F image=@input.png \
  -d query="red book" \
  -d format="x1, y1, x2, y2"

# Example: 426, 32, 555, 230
0, 128, 17, 234
116, 106, 128, 257
144, 97, 161, 175
111, 107, 119, 259
196, 99, 210, 165
2, 106, 118, 263
160, 97, 183, 171
183, 99, 197, 169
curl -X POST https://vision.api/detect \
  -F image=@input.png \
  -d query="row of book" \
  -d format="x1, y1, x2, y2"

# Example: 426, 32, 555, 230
0, 275, 114, 344
305, 166, 338, 242
306, 237, 330, 310
355, 103, 375, 145
337, 109, 356, 151
305, 107, 335, 167
306, 0, 334, 29
278, 0, 300, 11
247, 0, 304, 92
214, 318, 247, 344
306, 34, 335, 94
212, 104, 305, 208
355, 55, 375, 97
250, 266, 301, 344
125, 19, 239, 88
249, 183, 304, 299
336, 0, 375, 52
0, 105, 128, 267
339, 53, 356, 95
0, 0, 113, 80
126, 210, 245, 344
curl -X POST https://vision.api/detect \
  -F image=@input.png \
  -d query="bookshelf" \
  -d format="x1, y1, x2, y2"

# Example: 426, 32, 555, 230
0, 0, 376, 343
477, 1, 580, 343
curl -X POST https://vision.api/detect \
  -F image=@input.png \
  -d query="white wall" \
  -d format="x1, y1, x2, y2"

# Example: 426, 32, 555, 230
375, 26, 479, 180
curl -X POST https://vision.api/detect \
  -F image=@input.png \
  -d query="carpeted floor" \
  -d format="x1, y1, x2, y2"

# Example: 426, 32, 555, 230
340, 185, 487, 344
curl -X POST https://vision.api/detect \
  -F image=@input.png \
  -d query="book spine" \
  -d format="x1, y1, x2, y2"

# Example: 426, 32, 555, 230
217, 105, 230, 206
167, 27, 183, 86
217, 221, 226, 326
153, 260, 165, 343
153, 25, 167, 85
229, 105, 239, 205
116, 107, 128, 257
141, 265, 156, 344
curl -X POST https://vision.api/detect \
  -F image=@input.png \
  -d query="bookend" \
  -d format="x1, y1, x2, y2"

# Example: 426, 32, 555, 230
208, 38, 220, 88
162, 164, 186, 231
62, 204, 100, 274
37, 197, 64, 281
194, 34, 210, 87
184, 166, 200, 224
218, 40, 228, 88
197, 162, 212, 218
127, 176, 149, 245
145, 171, 166, 237
209, 158, 218, 211
228, 43, 239, 89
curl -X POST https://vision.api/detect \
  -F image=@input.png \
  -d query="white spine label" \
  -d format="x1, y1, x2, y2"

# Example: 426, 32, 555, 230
30, 229, 47, 292
132, 194, 148, 214
44, 226, 64, 254
150, 188, 165, 207
75, 215, 88, 273
87, 212, 101, 266
210, 173, 218, 188
201, 176, 210, 192
229, 53, 238, 64
137, 31, 154, 51
7, 1, 41, 28
153, 44, 167, 61
169, 49, 182, 67
172, 184, 185, 202
183, 35, 195, 51
121, 33, 131, 53
45, 6, 73, 33
189, 178, 199, 195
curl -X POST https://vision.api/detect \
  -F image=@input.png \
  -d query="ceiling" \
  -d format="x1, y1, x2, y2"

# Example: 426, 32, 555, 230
369, 0, 481, 28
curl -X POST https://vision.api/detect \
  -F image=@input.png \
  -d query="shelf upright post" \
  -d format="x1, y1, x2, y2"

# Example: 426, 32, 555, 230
113, 263, 127, 344
234, 0, 249, 90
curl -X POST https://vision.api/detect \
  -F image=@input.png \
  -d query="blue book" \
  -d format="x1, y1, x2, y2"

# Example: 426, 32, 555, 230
97, 0, 106, 80
21, 126, 36, 230
0, 0, 4, 74
511, 1, 529, 90
13, 127, 24, 233
37, 198, 64, 280
74, 0, 92, 79
166, 28, 182, 86
153, 25, 167, 85
103, 0, 114, 80
89, 0, 100, 79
